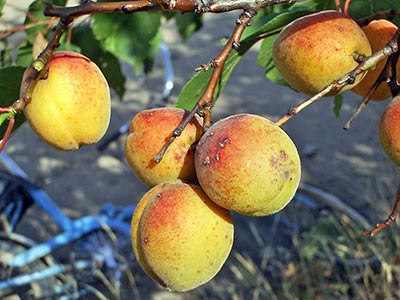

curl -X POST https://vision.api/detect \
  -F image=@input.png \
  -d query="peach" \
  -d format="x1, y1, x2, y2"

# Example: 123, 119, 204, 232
124, 107, 203, 187
24, 51, 111, 150
352, 19, 399, 101
380, 96, 400, 166
273, 10, 371, 95
195, 113, 301, 216
131, 181, 234, 291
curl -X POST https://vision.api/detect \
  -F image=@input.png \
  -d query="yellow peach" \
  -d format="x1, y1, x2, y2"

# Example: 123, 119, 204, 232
195, 113, 301, 216
131, 181, 234, 291
352, 19, 399, 101
125, 107, 203, 187
24, 51, 110, 150
273, 10, 371, 95
380, 96, 400, 166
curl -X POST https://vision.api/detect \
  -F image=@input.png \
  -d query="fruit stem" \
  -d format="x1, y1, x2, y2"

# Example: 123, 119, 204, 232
335, 0, 341, 13
343, 0, 351, 15
362, 175, 400, 237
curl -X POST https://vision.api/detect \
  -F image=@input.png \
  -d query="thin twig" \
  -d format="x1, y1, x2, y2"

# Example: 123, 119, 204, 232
362, 177, 400, 237
343, 0, 351, 15
0, 117, 15, 152
154, 9, 256, 162
0, 20, 51, 39
345, 33, 399, 129
335, 0, 341, 12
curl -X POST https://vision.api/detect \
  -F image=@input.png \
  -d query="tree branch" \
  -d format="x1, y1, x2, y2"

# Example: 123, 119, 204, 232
17, 17, 72, 111
153, 9, 256, 162
43, 0, 295, 17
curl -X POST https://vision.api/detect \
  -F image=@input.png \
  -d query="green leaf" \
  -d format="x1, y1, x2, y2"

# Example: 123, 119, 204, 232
251, 7, 317, 38
175, 13, 203, 42
16, 41, 34, 67
257, 35, 289, 86
24, 0, 67, 36
333, 94, 343, 118
0, 67, 27, 136
0, 0, 5, 16
289, 0, 334, 11
346, 0, 400, 19
92, 11, 162, 72
71, 25, 126, 100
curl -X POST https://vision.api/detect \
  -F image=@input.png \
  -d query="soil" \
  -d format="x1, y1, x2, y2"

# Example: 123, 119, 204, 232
1, 1, 399, 299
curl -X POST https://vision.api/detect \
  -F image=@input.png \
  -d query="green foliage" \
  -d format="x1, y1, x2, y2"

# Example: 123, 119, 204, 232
0, 0, 4, 16
333, 94, 343, 117
92, 10, 162, 73
347, 0, 400, 20
0, 67, 26, 135
174, 13, 203, 42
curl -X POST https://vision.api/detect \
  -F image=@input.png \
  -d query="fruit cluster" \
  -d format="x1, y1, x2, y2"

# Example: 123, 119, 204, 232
125, 108, 301, 291
20, 8, 400, 292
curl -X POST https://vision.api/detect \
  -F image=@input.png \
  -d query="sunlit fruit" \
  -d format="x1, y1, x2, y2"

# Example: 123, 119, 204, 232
125, 107, 203, 187
24, 51, 111, 150
131, 180, 234, 292
352, 19, 399, 101
195, 113, 301, 216
273, 10, 371, 95
380, 96, 400, 166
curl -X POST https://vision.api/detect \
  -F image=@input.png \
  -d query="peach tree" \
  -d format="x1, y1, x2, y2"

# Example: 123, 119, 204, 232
0, 0, 399, 291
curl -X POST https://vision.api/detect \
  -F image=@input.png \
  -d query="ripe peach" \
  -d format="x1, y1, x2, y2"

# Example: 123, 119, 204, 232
131, 181, 234, 292
24, 51, 111, 150
352, 20, 399, 101
380, 96, 400, 166
195, 113, 301, 216
273, 10, 371, 95
124, 107, 203, 187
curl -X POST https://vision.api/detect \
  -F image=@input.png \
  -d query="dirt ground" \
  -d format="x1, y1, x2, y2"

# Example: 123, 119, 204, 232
1, 1, 399, 298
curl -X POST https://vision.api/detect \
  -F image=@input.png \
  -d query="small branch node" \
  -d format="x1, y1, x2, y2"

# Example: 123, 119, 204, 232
232, 41, 240, 51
